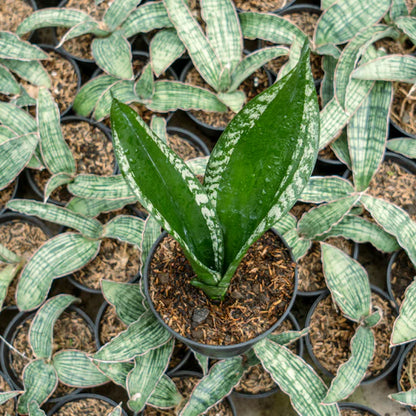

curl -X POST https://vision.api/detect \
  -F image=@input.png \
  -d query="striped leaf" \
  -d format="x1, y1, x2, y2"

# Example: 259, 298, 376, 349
52, 350, 109, 387
149, 80, 227, 112
0, 32, 48, 61
395, 16, 416, 43
27, 153, 44, 170
321, 243, 371, 321
352, 55, 416, 83
93, 311, 171, 362
361, 194, 416, 267
321, 55, 337, 106
104, 0, 143, 31
387, 138, 416, 158
319, 98, 348, 149
140, 215, 161, 276
180, 357, 245, 416
151, 116, 167, 143
1, 59, 51, 88
348, 81, 392, 191
57, 21, 109, 46
30, 295, 78, 359
16, 8, 93, 35
150, 29, 186, 77
363, 310, 381, 328
17, 233, 100, 311
0, 125, 17, 142
0, 64, 19, 95
111, 99, 224, 288
93, 361, 134, 388
66, 196, 136, 217
28, 401, 46, 416
148, 375, 183, 409
163, 0, 221, 90
0, 133, 39, 189
318, 214, 400, 252
0, 243, 22, 263
101, 280, 146, 325
17, 360, 57, 414
229, 46, 289, 91
297, 196, 359, 239
0, 390, 22, 406
204, 42, 319, 299
314, 0, 391, 47
216, 90, 245, 113
120, 1, 172, 38
273, 212, 297, 235
390, 0, 409, 19
193, 351, 209, 376
323, 326, 375, 403
44, 173, 73, 202
268, 328, 309, 346
390, 389, 416, 406
127, 339, 174, 412
283, 228, 312, 261
239, 11, 304, 44
391, 280, 416, 345
300, 176, 354, 203
92, 32, 134, 80
102, 215, 145, 246
8, 200, 103, 238
108, 404, 123, 416
331, 130, 352, 168
37, 88, 76, 175
0, 102, 36, 134
254, 339, 340, 416
68, 175, 133, 200
135, 63, 154, 100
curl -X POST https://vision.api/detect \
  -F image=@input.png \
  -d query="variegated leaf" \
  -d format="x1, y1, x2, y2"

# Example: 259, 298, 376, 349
92, 360, 133, 388
387, 138, 416, 158
331, 130, 352, 168
283, 228, 312, 261
395, 16, 416, 44
352, 55, 416, 83
17, 233, 100, 311
319, 98, 348, 149
92, 32, 133, 80
104, 0, 143, 31
0, 243, 22, 263
0, 102, 36, 134
1, 59, 51, 88
254, 339, 340, 416
180, 357, 245, 416
361, 194, 416, 267
321, 243, 371, 321
216, 90, 245, 113
150, 29, 186, 77
44, 173, 73, 202
323, 326, 375, 403
30, 295, 78, 359
318, 214, 400, 253
300, 176, 354, 203
101, 280, 146, 325
390, 389, 416, 406
149, 80, 227, 113
7, 200, 103, 239
314, 0, 391, 46
107, 404, 123, 416
147, 375, 183, 409
140, 215, 161, 276
127, 339, 174, 412
391, 280, 416, 345
268, 328, 309, 346
273, 212, 297, 235
297, 196, 359, 239
52, 350, 109, 387
102, 215, 145, 246
16, 8, 93, 35
28, 401, 46, 416
0, 64, 20, 95
135, 63, 154, 100
321, 55, 337, 106
57, 21, 109, 47
17, 360, 57, 414
193, 351, 209, 376
66, 196, 136, 217
151, 116, 167, 143
0, 32, 48, 61
37, 88, 76, 175
93, 311, 171, 362
390, 0, 409, 19
0, 263, 21, 310
0, 390, 22, 406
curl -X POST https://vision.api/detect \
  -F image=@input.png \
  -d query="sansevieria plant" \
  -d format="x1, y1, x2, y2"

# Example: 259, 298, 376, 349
111, 42, 319, 300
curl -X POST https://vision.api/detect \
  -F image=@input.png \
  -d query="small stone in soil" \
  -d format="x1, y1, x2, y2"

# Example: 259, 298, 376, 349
192, 307, 209, 324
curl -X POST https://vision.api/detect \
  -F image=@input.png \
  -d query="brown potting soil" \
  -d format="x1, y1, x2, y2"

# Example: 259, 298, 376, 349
375, 37, 416, 55
143, 376, 233, 415
298, 237, 354, 293
367, 160, 416, 221
10, 311, 95, 397
56, 0, 110, 61
234, 0, 289, 12
318, 144, 339, 161
0, 181, 16, 211
32, 120, 114, 203
234, 318, 295, 395
400, 343, 416, 411
289, 202, 313, 221
406, 0, 416, 11
390, 250, 415, 305
0, 0, 33, 37
54, 398, 115, 415
167, 134, 205, 161
0, 220, 49, 306
0, 372, 15, 415
391, 82, 416, 136
309, 293, 396, 379
185, 67, 270, 129
149, 231, 296, 346
340, 410, 373, 416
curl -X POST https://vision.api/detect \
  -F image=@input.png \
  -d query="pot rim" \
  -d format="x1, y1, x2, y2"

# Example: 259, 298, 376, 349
396, 340, 416, 416
235, 0, 296, 14
166, 125, 211, 157
338, 401, 382, 416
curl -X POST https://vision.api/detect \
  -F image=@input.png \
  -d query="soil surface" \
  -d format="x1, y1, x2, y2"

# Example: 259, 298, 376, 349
54, 397, 115, 415
391, 81, 416, 136
0, 0, 33, 36
309, 292, 396, 379
0, 372, 14, 415
375, 37, 415, 55
400, 343, 416, 411
390, 250, 415, 305
234, 0, 289, 12
167, 134, 205, 161
340, 410, 373, 416
0, 181, 16, 211
149, 231, 296, 346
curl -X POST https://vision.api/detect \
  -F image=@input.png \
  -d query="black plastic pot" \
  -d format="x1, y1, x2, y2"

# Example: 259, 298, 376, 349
166, 125, 211, 157
305, 285, 404, 385
396, 341, 416, 416
0, 305, 95, 402
339, 402, 381, 415
25, 115, 115, 207
232, 312, 303, 399
143, 229, 298, 359
47, 393, 128, 415
0, 369, 17, 415
0, 177, 19, 216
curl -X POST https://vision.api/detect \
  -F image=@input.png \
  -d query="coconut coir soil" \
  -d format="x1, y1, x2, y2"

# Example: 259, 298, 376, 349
390, 250, 415, 306
400, 343, 416, 411
54, 397, 115, 416
234, 0, 289, 12
149, 231, 296, 346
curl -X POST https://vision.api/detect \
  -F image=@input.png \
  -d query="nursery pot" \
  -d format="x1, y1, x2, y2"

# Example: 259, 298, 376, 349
0, 176, 19, 216
235, 0, 295, 14
47, 393, 128, 415
0, 305, 95, 402
143, 229, 298, 359
338, 402, 381, 415
396, 341, 416, 416
166, 125, 211, 159
305, 285, 404, 385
